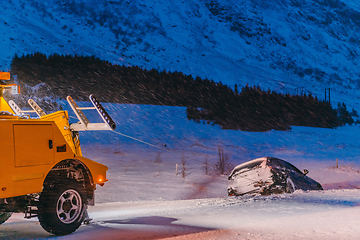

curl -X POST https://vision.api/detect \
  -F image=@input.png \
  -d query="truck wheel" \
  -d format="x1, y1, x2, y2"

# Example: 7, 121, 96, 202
0, 212, 12, 224
38, 180, 86, 235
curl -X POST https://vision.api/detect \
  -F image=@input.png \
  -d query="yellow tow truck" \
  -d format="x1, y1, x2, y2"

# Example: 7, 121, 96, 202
0, 72, 116, 235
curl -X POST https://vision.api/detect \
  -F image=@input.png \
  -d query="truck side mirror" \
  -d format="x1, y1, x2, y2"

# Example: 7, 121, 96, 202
303, 169, 309, 175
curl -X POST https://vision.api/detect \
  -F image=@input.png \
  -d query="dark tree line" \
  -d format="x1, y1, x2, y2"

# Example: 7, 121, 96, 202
11, 53, 224, 106
187, 84, 343, 131
10, 53, 351, 131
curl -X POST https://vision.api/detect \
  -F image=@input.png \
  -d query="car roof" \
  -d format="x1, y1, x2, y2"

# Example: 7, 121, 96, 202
228, 157, 268, 178
228, 157, 304, 178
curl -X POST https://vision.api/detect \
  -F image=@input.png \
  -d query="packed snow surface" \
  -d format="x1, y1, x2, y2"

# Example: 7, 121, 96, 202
2, 102, 360, 239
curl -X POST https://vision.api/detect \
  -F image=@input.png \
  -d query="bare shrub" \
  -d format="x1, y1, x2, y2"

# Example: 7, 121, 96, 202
203, 156, 210, 175
154, 152, 162, 163
181, 153, 187, 178
215, 146, 232, 175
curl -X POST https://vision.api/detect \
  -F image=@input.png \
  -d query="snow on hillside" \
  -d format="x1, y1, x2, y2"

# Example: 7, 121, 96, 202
2, 0, 360, 110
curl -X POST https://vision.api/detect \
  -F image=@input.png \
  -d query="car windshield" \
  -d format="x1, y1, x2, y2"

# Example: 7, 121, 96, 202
268, 157, 303, 174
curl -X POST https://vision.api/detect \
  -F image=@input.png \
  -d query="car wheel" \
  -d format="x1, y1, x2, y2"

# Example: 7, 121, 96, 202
0, 212, 12, 224
285, 177, 296, 193
38, 180, 86, 235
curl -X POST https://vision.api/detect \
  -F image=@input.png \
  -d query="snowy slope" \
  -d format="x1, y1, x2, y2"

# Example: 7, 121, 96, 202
2, 0, 360, 110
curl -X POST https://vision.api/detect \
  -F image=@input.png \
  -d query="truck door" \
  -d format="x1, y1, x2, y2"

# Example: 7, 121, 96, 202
13, 124, 54, 167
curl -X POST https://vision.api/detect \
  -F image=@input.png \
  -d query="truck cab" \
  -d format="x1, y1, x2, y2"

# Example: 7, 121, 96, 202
0, 72, 115, 235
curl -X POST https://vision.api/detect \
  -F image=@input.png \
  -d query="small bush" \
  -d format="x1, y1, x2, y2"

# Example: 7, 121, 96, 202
181, 154, 187, 178
203, 156, 210, 175
215, 146, 232, 175
154, 152, 162, 163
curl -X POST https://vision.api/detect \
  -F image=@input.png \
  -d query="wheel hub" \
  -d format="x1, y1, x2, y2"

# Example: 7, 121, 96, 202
62, 199, 72, 212
56, 189, 82, 224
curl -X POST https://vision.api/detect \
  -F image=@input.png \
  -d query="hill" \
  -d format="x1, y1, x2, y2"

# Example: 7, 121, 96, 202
2, 0, 360, 110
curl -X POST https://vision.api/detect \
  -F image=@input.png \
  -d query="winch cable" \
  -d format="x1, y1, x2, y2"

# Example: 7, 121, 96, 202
110, 130, 204, 164
109, 132, 262, 196
111, 130, 171, 153
68, 116, 174, 156
111, 130, 261, 183
70, 115, 257, 181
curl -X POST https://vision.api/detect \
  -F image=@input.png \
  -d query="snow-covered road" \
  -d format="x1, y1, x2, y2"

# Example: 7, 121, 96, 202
3, 189, 360, 240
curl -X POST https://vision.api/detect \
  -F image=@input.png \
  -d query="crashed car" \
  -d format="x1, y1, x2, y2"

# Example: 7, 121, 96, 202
227, 157, 323, 196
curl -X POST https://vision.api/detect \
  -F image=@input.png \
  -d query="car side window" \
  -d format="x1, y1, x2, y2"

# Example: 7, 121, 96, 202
268, 158, 283, 170
281, 161, 303, 174
269, 158, 302, 174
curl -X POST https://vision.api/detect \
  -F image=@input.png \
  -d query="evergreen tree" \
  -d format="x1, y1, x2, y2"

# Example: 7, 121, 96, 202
337, 102, 354, 125
350, 108, 359, 117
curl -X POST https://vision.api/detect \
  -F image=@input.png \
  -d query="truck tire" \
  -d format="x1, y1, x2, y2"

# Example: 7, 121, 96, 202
37, 180, 86, 235
0, 212, 12, 224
